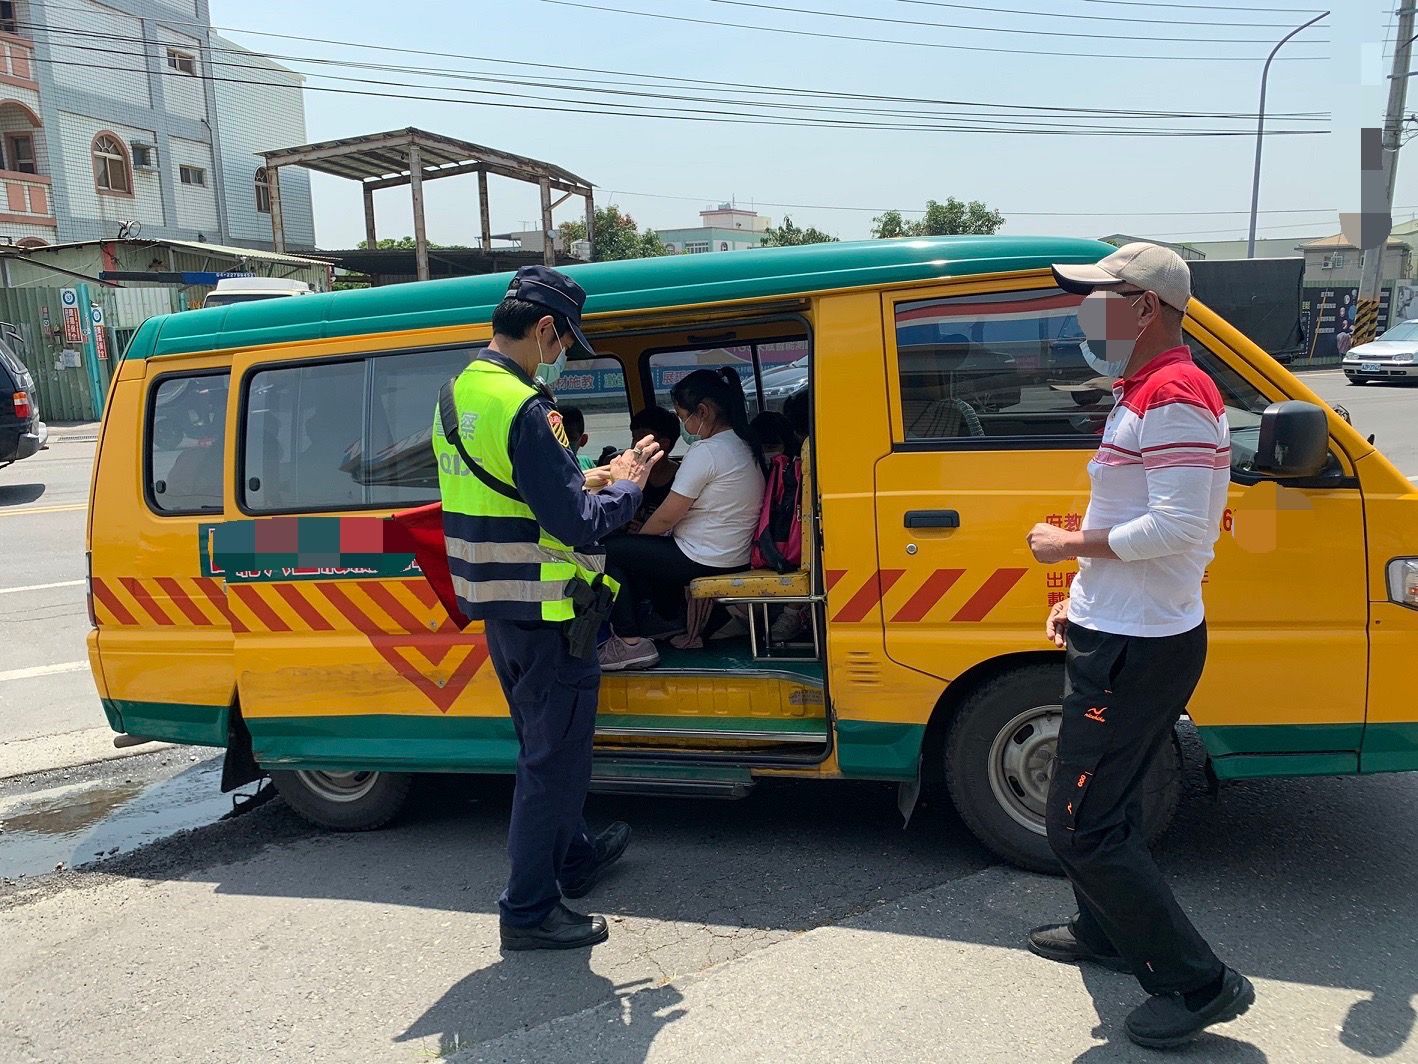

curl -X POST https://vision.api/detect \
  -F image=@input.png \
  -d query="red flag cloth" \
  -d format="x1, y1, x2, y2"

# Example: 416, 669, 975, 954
385, 502, 469, 628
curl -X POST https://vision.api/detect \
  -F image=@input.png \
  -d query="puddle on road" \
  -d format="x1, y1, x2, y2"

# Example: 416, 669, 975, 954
0, 755, 237, 880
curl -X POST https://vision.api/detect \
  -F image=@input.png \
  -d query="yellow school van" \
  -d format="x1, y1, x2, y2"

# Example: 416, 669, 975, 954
86, 237, 1418, 870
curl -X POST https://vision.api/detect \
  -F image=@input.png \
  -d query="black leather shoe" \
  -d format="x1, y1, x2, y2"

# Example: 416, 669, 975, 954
1027, 923, 1132, 974
1125, 968, 1256, 1049
560, 822, 631, 900
500, 903, 609, 952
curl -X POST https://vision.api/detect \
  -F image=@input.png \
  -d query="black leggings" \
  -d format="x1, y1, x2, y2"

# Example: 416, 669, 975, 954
604, 535, 740, 636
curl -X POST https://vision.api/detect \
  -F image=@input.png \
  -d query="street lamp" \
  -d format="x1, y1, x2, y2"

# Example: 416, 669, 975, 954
1247, 10, 1329, 258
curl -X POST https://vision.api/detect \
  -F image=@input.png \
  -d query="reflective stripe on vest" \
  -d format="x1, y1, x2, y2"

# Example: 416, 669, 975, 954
433, 359, 614, 623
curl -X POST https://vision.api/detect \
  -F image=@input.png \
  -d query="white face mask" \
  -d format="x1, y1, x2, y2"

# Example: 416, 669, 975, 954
534, 323, 567, 388
1076, 290, 1145, 379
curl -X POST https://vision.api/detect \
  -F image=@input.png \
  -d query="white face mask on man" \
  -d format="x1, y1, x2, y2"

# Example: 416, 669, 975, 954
1076, 289, 1147, 380
534, 321, 568, 388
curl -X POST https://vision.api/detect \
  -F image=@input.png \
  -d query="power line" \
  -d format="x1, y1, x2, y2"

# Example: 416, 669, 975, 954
605, 187, 1401, 219
22, 7, 1325, 122
21, 44, 1325, 138
537, 0, 1328, 61
1078, 0, 1326, 11
888, 0, 1326, 29
704, 0, 1327, 43
23, 24, 1329, 136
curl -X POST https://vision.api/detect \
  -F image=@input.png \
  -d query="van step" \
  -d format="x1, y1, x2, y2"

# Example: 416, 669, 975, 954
589, 759, 754, 800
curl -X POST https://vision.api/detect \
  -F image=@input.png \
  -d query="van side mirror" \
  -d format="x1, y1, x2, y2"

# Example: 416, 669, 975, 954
1253, 400, 1328, 478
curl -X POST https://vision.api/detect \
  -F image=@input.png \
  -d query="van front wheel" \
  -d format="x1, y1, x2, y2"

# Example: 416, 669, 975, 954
943, 664, 1182, 874
269, 769, 413, 831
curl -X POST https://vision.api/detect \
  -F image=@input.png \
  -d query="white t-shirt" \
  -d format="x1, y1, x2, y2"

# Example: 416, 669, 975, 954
670, 431, 765, 568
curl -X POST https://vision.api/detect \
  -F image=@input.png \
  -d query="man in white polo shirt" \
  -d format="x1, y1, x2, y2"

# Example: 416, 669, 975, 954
1024, 243, 1253, 1050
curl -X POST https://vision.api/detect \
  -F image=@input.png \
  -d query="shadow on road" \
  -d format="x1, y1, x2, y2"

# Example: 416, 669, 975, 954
52, 750, 1418, 1060
397, 954, 686, 1060
0, 482, 46, 506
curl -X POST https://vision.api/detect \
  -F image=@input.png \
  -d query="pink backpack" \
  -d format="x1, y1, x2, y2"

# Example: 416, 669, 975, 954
751, 454, 803, 573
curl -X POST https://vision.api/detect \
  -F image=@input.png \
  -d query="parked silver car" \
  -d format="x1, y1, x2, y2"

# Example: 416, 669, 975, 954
1343, 320, 1418, 385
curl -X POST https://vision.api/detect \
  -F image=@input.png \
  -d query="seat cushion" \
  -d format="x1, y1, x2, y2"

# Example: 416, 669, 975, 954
689, 569, 810, 600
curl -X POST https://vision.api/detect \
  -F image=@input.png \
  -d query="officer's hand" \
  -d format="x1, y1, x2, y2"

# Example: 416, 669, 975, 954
1045, 598, 1070, 649
608, 435, 663, 489
583, 467, 614, 493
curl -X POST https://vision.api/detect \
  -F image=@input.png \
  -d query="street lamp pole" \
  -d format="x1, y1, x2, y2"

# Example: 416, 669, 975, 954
1247, 11, 1329, 258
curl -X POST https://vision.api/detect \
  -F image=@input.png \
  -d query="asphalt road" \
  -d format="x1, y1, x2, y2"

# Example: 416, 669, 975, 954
2, 372, 1416, 1062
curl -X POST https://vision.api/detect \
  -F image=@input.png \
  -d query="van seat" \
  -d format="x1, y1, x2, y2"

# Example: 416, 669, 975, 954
689, 440, 814, 602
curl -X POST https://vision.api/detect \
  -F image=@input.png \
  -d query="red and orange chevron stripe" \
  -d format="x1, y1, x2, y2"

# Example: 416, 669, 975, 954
825, 567, 1028, 624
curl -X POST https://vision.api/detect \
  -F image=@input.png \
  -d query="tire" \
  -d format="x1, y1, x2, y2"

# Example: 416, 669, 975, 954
943, 664, 1182, 874
269, 769, 413, 831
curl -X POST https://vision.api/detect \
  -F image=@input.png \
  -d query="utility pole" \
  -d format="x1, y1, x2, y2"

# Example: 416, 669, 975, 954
1355, 3, 1417, 345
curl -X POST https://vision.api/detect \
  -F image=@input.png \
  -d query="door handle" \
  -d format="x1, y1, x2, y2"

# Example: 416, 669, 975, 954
904, 509, 960, 529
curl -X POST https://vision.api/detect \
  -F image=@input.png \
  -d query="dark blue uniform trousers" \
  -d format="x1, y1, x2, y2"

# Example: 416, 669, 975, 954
485, 617, 601, 928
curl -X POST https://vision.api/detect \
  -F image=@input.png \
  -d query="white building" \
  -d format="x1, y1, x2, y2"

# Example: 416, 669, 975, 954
0, 0, 314, 251
658, 204, 770, 254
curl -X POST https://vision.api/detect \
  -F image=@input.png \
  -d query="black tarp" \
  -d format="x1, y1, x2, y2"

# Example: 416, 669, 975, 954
1189, 258, 1305, 363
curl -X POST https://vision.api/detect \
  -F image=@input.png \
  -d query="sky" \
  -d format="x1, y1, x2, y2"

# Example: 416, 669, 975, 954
206, 0, 1413, 252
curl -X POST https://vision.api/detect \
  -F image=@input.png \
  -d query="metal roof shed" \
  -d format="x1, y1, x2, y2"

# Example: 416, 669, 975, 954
260, 128, 595, 281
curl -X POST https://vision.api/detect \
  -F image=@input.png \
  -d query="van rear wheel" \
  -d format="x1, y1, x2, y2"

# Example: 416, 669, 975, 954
269, 769, 413, 831
943, 664, 1182, 874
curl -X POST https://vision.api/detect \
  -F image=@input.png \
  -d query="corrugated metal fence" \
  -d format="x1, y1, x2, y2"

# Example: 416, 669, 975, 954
0, 286, 178, 421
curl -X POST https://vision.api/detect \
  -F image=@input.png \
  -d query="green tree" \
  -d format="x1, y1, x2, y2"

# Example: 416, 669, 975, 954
356, 236, 457, 250
559, 206, 671, 261
758, 215, 838, 247
871, 198, 1005, 239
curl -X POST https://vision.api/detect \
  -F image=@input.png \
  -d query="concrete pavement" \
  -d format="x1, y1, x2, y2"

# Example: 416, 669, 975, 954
4, 752, 1417, 1062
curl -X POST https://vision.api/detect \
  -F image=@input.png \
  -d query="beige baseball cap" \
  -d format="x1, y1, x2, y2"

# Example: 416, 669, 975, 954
1051, 242, 1191, 312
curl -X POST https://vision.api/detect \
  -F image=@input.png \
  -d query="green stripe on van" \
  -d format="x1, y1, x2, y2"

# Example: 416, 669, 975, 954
123, 236, 1115, 361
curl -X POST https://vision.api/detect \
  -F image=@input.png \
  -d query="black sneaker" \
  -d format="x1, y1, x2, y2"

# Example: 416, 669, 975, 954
560, 822, 631, 900
1125, 967, 1256, 1049
1027, 923, 1132, 974
500, 903, 609, 952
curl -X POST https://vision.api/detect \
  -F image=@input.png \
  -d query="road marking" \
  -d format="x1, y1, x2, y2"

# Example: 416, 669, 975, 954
0, 579, 84, 595
0, 660, 88, 683
0, 502, 87, 517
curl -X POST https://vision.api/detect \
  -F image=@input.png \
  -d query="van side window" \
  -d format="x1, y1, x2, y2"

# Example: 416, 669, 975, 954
147, 373, 230, 514
552, 356, 633, 463
241, 346, 474, 513
894, 288, 1112, 445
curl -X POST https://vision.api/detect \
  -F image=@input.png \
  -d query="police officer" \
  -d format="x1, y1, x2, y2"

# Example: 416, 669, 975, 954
435, 265, 662, 951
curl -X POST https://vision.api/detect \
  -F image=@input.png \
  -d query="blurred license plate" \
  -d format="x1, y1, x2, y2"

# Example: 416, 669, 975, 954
1361, 362, 1382, 374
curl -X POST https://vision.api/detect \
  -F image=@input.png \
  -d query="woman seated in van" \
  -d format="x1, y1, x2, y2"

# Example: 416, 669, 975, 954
599, 368, 768, 670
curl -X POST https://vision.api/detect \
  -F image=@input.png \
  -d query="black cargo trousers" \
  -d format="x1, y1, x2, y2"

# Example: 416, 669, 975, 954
1045, 620, 1224, 996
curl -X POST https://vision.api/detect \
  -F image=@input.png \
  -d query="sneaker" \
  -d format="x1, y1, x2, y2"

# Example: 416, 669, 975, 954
598, 634, 660, 671
1125, 967, 1256, 1049
1027, 923, 1132, 974
770, 605, 808, 643
709, 615, 749, 641
560, 821, 631, 899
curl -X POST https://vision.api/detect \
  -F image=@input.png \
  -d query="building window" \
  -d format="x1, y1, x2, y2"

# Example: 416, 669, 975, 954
179, 164, 206, 187
2, 133, 35, 175
254, 166, 270, 213
131, 143, 156, 169
684, 241, 710, 254
166, 48, 197, 75
0, 1, 16, 34
93, 133, 132, 194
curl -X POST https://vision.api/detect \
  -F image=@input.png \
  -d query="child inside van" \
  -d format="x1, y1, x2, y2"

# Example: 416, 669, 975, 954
559, 405, 595, 471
